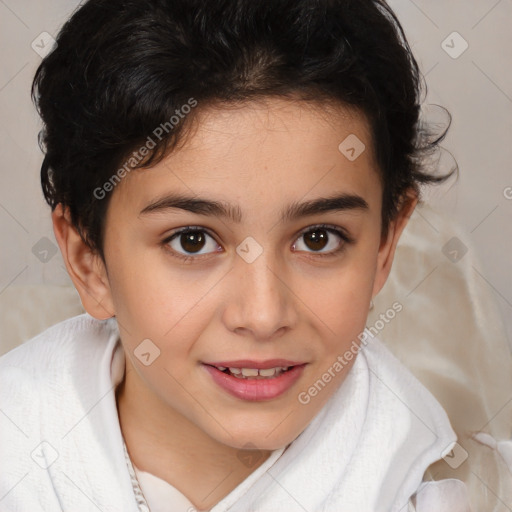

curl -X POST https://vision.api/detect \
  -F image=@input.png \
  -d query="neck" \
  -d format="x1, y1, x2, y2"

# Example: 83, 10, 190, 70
115, 360, 273, 510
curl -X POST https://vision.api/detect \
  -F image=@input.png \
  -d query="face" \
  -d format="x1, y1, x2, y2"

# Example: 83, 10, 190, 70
75, 99, 409, 451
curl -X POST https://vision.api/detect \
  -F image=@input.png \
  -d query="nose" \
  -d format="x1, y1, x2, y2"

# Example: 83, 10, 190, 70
222, 251, 298, 341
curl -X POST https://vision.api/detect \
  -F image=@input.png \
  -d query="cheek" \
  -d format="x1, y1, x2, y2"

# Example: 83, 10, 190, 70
107, 222, 379, 352
107, 245, 218, 350
301, 247, 377, 352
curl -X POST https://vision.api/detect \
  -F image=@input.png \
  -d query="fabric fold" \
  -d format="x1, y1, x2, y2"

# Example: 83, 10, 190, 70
1, 314, 472, 512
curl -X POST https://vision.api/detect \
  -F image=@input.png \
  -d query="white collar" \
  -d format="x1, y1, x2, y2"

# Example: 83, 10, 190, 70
0, 314, 457, 511
107, 317, 457, 511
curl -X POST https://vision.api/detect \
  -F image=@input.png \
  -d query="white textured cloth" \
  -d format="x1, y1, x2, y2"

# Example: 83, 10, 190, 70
413, 480, 473, 512
0, 314, 472, 511
367, 204, 512, 510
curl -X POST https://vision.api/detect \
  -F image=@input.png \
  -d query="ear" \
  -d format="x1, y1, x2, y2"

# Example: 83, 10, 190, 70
52, 204, 115, 320
371, 190, 418, 299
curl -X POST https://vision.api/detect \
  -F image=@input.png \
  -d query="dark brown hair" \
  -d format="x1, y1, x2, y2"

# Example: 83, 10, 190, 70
32, 0, 455, 260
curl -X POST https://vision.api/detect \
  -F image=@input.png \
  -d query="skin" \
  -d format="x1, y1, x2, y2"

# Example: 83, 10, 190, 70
52, 98, 417, 510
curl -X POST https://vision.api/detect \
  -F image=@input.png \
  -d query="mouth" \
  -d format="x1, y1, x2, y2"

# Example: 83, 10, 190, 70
202, 360, 307, 401
210, 365, 293, 379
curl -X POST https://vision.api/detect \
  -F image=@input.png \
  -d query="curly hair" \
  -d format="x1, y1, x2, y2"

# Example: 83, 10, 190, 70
32, 0, 456, 260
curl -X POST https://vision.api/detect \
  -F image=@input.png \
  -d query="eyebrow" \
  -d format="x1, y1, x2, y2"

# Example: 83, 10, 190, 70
139, 192, 369, 223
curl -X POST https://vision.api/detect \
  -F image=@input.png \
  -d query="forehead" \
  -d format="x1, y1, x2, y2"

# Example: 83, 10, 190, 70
111, 98, 381, 216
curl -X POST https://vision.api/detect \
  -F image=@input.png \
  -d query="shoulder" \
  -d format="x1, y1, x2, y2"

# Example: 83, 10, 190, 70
0, 313, 120, 419
0, 313, 120, 450
360, 332, 453, 429
0, 314, 128, 510
360, 338, 473, 511
0, 313, 118, 373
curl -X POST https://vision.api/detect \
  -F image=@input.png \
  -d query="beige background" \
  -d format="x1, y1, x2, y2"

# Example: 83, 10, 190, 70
0, 2, 511, 507
0, 0, 511, 346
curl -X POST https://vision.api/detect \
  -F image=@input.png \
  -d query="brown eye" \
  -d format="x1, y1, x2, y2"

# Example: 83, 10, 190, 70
180, 231, 206, 253
293, 226, 348, 255
303, 229, 329, 251
167, 228, 219, 257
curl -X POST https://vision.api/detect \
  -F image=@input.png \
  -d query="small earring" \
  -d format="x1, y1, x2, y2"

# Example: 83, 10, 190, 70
369, 299, 374, 310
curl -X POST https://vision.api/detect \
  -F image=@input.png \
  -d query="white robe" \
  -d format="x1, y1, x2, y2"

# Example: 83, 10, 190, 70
0, 314, 472, 511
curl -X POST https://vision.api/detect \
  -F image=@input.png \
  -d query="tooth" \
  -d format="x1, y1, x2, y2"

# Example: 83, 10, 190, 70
229, 367, 242, 374
217, 366, 226, 371
241, 368, 259, 377
259, 368, 277, 377
281, 367, 289, 371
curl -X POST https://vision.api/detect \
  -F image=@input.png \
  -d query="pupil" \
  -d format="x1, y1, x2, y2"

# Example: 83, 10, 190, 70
305, 230, 328, 251
181, 232, 205, 253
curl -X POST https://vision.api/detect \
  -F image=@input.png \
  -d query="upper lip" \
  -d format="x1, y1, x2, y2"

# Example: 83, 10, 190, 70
204, 359, 306, 369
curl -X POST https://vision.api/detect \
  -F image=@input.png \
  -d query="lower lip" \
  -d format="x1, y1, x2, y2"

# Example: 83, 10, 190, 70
203, 364, 306, 401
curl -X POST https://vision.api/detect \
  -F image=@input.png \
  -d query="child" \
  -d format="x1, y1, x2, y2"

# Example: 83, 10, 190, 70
0, 0, 479, 510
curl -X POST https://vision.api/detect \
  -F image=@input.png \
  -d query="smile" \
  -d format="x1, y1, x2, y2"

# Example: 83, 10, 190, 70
215, 366, 290, 379
202, 361, 307, 401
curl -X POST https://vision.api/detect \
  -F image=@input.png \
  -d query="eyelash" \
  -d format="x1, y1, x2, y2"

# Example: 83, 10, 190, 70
162, 224, 355, 263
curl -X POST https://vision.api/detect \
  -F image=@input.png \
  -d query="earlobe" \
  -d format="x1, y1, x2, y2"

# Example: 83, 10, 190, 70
371, 191, 419, 299
52, 204, 115, 320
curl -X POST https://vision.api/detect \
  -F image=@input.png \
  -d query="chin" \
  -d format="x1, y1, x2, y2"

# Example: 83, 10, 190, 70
208, 418, 304, 452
